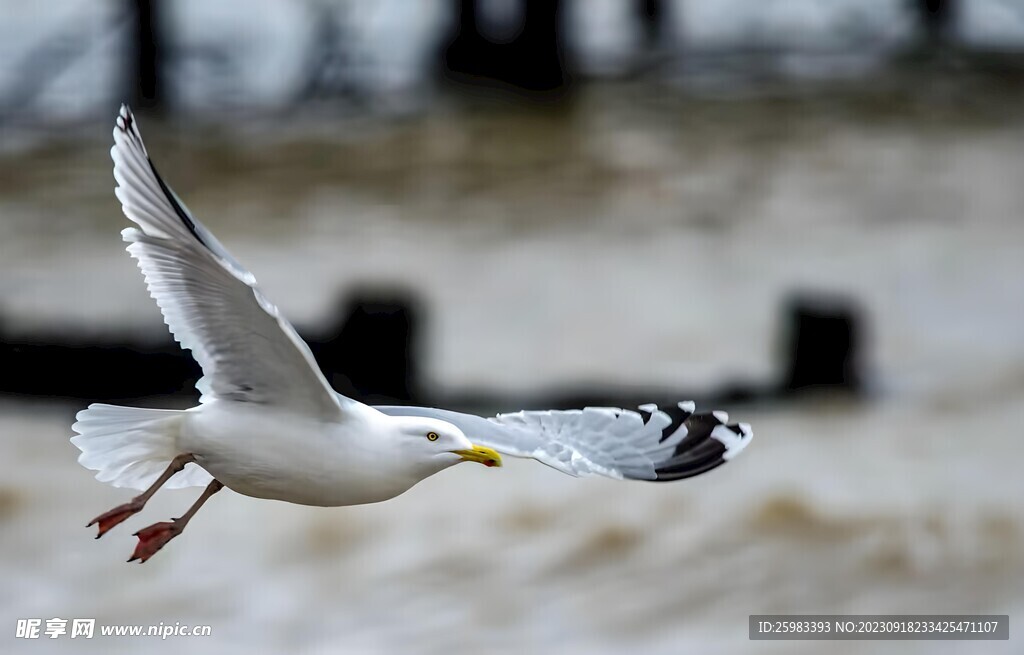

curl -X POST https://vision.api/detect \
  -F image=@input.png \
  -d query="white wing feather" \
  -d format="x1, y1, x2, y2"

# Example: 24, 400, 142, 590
112, 105, 345, 418
376, 402, 752, 481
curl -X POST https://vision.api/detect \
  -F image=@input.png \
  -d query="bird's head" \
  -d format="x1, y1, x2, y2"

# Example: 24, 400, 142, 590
393, 417, 502, 471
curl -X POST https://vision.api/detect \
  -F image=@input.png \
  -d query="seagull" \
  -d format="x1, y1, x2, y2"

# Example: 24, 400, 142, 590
72, 105, 753, 563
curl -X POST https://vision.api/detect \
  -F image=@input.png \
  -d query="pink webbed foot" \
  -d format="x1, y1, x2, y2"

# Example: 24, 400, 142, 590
128, 520, 184, 563
87, 500, 144, 539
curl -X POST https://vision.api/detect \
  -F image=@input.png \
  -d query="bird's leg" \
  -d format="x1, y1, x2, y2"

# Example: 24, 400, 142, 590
128, 479, 223, 563
87, 453, 196, 538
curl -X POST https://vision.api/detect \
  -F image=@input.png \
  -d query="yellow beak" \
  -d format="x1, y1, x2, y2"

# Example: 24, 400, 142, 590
453, 444, 502, 468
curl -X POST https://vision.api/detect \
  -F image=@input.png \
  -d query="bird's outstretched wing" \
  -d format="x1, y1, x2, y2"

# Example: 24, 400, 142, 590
112, 104, 345, 418
376, 401, 752, 480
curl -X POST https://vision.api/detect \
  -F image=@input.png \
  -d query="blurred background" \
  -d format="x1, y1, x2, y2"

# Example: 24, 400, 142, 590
1, 0, 1023, 653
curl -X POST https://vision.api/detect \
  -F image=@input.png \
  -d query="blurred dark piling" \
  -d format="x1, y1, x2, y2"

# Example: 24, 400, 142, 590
915, 0, 957, 47
442, 0, 568, 96
637, 0, 666, 50
0, 328, 200, 401
315, 292, 420, 404
782, 294, 864, 394
127, 0, 166, 110
298, 2, 360, 102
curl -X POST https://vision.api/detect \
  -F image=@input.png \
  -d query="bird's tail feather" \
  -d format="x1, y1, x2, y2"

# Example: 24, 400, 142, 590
71, 404, 211, 490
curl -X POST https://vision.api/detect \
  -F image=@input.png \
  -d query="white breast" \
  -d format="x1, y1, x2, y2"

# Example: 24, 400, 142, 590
179, 400, 423, 507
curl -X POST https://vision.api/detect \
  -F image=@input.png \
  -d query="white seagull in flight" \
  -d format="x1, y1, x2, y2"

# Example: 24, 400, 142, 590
72, 106, 753, 563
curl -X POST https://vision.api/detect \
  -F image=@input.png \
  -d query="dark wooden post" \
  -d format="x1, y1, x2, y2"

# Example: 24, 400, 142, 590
443, 0, 567, 94
128, 0, 165, 109
914, 0, 957, 47
637, 0, 665, 50
514, 0, 565, 90
319, 293, 421, 403
782, 295, 864, 394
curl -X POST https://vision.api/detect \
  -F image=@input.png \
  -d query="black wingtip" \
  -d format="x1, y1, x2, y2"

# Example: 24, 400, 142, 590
649, 408, 752, 482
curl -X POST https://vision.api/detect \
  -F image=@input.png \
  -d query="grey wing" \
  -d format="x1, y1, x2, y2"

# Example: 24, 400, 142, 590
375, 401, 752, 481
112, 104, 347, 418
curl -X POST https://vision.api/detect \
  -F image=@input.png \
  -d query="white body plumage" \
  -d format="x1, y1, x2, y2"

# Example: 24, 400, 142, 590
179, 400, 464, 507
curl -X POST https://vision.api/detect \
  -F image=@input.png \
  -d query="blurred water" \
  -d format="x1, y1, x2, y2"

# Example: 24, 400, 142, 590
1, 83, 1023, 653
0, 395, 1021, 654
4, 0, 1024, 120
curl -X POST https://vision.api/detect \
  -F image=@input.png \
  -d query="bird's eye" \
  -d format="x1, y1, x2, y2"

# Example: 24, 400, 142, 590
427, 432, 439, 441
